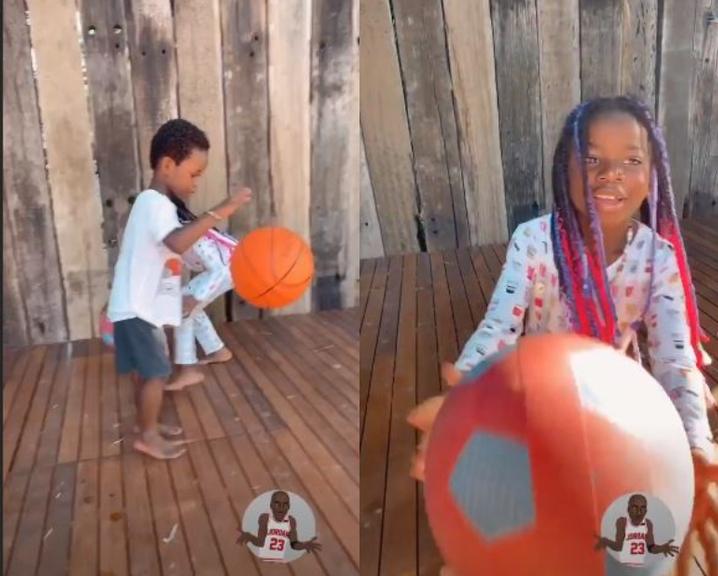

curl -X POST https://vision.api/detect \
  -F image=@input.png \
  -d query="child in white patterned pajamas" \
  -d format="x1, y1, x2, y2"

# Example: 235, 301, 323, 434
166, 197, 238, 390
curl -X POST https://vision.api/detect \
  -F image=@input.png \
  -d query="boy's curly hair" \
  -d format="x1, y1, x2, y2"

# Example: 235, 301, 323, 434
149, 118, 209, 169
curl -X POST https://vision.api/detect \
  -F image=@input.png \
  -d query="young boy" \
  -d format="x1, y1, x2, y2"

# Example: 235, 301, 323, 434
108, 119, 251, 459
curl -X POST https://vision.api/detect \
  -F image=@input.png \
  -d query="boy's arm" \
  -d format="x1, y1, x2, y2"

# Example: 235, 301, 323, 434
645, 242, 714, 456
455, 221, 537, 373
163, 189, 250, 255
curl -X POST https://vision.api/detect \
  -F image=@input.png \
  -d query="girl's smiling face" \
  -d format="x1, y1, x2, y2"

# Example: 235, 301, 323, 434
568, 111, 651, 228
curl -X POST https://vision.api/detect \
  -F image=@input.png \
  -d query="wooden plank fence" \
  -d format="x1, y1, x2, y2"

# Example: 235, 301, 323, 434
3, 0, 359, 348
360, 0, 718, 258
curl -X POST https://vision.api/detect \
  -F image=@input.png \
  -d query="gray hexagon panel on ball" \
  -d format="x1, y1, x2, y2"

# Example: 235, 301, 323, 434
450, 431, 536, 541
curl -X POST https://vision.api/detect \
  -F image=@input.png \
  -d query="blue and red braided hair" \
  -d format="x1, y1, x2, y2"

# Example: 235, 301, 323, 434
550, 95, 707, 368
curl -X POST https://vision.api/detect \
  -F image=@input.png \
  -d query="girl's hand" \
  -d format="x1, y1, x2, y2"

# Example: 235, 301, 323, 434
676, 449, 718, 576
407, 363, 463, 481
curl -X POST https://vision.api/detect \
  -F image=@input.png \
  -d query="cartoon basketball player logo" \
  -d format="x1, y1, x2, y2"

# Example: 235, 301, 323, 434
238, 490, 321, 563
595, 494, 679, 566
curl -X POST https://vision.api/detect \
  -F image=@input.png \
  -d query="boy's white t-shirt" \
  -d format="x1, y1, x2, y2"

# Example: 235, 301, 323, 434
108, 189, 183, 328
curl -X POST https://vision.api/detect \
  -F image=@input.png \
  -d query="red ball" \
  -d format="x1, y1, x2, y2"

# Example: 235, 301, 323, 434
424, 334, 694, 576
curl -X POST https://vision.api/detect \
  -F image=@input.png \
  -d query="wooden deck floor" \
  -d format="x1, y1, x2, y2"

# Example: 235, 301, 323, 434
360, 217, 718, 575
3, 309, 359, 576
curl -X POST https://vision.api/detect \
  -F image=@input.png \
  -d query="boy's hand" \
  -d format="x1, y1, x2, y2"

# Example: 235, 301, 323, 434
213, 187, 252, 219
407, 362, 463, 481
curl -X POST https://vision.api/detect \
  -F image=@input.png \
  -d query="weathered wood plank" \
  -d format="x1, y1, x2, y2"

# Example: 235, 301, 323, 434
124, 0, 178, 186
35, 344, 73, 468
80, 340, 102, 461
444, 249, 474, 348
689, 13, 718, 215
69, 460, 99, 576
123, 452, 162, 575
430, 252, 458, 370
6, 465, 54, 576
490, 0, 545, 232
3, 347, 47, 481
221, 0, 272, 237
360, 259, 375, 323
581, 0, 623, 98
345, 128, 361, 308
360, 256, 402, 574
3, 347, 32, 425
58, 345, 88, 464
34, 463, 76, 576
360, 0, 420, 254
3, 0, 67, 344
10, 345, 61, 476
100, 351, 122, 458
360, 134, 384, 259
79, 0, 141, 268
360, 259, 388, 439
414, 253, 444, 575
443, 0, 507, 245
621, 0, 659, 108
25, 0, 108, 341
393, 0, 467, 251
536, 0, 581, 208
659, 0, 702, 214
2, 197, 29, 348
144, 459, 194, 575
98, 457, 129, 576
187, 382, 225, 440
268, 0, 313, 314
175, 0, 228, 216
456, 248, 487, 327
311, 0, 360, 309
3, 472, 30, 574
174, 0, 230, 323
381, 254, 417, 575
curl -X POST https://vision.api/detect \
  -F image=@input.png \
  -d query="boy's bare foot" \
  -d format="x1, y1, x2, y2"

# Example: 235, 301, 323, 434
134, 431, 186, 460
165, 367, 205, 391
199, 347, 232, 365
133, 423, 183, 438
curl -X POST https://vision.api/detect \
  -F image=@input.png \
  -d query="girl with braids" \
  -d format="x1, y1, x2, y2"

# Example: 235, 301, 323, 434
407, 96, 718, 574
164, 192, 240, 391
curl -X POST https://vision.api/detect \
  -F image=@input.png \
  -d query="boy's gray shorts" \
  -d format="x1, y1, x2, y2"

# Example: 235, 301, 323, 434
113, 318, 171, 380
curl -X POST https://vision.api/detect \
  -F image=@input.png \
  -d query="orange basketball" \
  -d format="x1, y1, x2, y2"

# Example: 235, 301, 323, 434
230, 227, 314, 309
